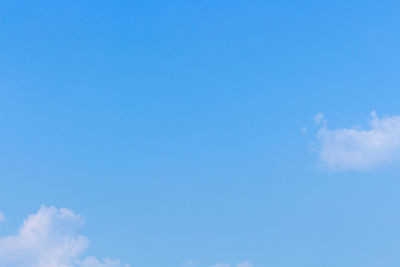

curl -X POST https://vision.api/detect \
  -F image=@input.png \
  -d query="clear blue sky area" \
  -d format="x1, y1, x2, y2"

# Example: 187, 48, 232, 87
1, 1, 400, 266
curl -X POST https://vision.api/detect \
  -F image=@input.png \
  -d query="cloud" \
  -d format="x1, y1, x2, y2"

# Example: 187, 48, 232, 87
0, 206, 129, 267
0, 206, 251, 267
315, 111, 400, 171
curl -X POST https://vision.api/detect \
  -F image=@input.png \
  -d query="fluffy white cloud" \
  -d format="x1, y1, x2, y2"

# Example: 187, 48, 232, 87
0, 206, 251, 267
315, 111, 400, 170
0, 206, 129, 267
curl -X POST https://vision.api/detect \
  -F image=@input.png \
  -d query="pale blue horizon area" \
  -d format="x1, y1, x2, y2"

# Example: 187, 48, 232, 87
2, 1, 400, 266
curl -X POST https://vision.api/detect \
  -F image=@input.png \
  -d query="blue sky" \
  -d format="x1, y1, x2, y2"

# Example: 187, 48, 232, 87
1, 1, 400, 266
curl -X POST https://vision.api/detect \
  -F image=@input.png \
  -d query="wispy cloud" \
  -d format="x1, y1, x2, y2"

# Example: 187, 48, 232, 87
315, 111, 400, 171
0, 206, 129, 267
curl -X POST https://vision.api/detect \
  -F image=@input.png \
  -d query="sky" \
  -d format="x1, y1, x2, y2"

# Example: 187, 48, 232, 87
1, 1, 400, 267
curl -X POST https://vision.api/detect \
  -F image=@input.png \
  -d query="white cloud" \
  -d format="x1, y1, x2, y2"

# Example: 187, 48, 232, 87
0, 206, 251, 267
0, 206, 129, 267
0, 211, 5, 223
315, 111, 400, 170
